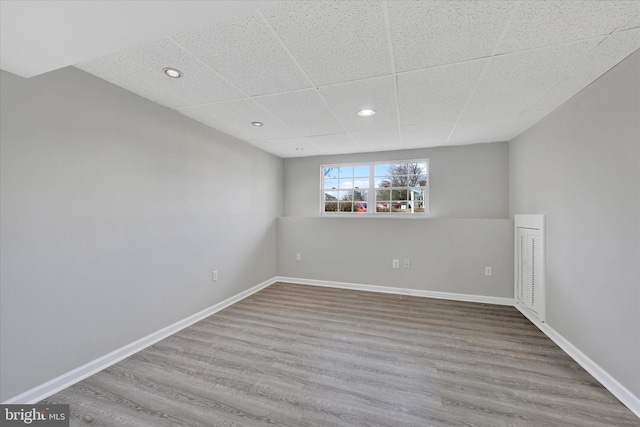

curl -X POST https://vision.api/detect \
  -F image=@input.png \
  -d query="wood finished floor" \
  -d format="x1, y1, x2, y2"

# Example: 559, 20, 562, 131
41, 282, 639, 426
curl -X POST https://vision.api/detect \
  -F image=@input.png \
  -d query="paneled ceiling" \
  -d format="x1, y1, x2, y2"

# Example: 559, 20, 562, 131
7, 1, 640, 158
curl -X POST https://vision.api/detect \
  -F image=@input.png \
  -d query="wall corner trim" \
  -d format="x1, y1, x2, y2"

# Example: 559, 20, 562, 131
515, 303, 640, 418
275, 276, 515, 306
2, 277, 278, 404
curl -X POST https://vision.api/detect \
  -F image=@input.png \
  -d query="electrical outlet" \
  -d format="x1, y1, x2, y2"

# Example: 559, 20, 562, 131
485, 267, 492, 276
403, 259, 410, 269
212, 270, 218, 281
392, 259, 400, 268
296, 253, 301, 262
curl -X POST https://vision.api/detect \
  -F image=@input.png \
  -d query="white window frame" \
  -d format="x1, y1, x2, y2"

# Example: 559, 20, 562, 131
320, 159, 429, 217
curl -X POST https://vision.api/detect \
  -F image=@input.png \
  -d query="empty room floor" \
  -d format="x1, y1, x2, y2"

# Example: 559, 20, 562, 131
41, 282, 639, 426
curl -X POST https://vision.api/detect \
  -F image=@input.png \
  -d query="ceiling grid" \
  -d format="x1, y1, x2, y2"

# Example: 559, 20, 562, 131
31, 0, 640, 158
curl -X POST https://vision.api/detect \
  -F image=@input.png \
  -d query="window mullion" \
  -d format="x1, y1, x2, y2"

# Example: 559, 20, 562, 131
368, 165, 375, 214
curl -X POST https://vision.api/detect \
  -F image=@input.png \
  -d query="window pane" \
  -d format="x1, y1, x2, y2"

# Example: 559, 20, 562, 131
353, 165, 369, 178
338, 166, 353, 177
375, 178, 391, 188
388, 163, 401, 172
376, 203, 390, 212
391, 163, 414, 175
374, 164, 390, 176
338, 191, 353, 201
410, 188, 424, 200
339, 202, 353, 212
354, 178, 369, 189
411, 188, 426, 212
325, 201, 338, 212
392, 175, 409, 187
354, 201, 368, 213
353, 190, 367, 201
406, 162, 427, 186
391, 201, 410, 212
323, 178, 338, 189
392, 189, 408, 201
376, 189, 390, 201
389, 163, 427, 187
324, 191, 338, 201
323, 167, 338, 179
413, 163, 427, 175
338, 178, 353, 189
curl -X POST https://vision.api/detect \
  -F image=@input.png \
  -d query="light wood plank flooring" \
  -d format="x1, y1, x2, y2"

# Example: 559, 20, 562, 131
42, 282, 640, 426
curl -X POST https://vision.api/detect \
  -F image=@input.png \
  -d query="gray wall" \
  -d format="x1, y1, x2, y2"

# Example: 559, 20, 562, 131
280, 142, 513, 298
284, 142, 510, 218
0, 68, 283, 401
278, 217, 513, 298
509, 50, 640, 397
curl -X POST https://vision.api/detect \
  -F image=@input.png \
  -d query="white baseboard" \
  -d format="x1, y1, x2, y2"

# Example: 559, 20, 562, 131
3, 277, 277, 404
7, 276, 638, 421
515, 303, 640, 419
275, 276, 515, 306
282, 277, 639, 418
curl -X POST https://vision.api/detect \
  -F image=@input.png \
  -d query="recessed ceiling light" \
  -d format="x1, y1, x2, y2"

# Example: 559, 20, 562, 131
163, 67, 182, 78
251, 121, 264, 127
357, 109, 376, 117
295, 147, 304, 151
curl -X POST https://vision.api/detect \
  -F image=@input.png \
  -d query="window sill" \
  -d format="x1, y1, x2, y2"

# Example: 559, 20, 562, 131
318, 213, 431, 219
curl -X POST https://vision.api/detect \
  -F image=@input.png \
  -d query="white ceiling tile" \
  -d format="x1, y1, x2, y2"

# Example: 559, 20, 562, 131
252, 137, 325, 158
75, 59, 190, 108
28, 1, 640, 158
253, 89, 345, 136
102, 38, 244, 105
401, 122, 456, 148
448, 116, 517, 145
388, 1, 515, 72
195, 99, 299, 140
172, 13, 311, 96
262, 1, 391, 85
462, 38, 602, 120
318, 76, 398, 132
350, 126, 403, 151
306, 133, 362, 155
620, 11, 640, 31
498, 1, 639, 54
1, 0, 286, 78
531, 28, 640, 111
397, 59, 488, 126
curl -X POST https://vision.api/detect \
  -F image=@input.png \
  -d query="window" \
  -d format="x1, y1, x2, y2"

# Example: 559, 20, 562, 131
321, 160, 428, 215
